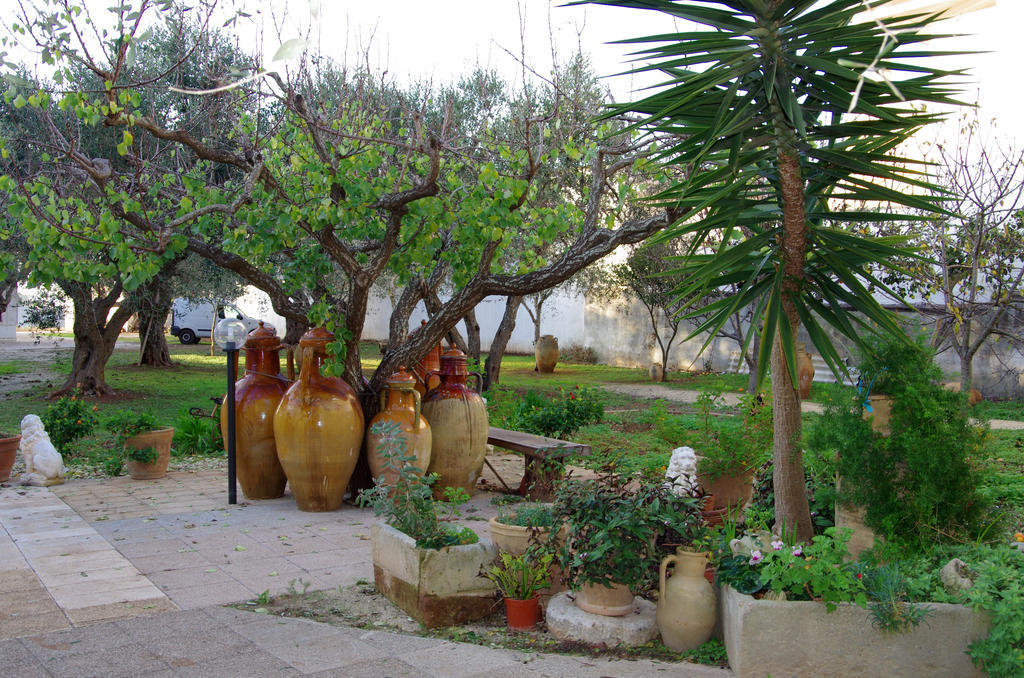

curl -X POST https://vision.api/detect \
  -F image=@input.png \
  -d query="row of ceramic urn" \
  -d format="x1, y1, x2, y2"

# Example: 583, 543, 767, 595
221, 322, 488, 511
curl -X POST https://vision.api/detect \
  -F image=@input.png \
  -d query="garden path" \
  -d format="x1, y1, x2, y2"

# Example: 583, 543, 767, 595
600, 382, 1024, 430
0, 462, 732, 677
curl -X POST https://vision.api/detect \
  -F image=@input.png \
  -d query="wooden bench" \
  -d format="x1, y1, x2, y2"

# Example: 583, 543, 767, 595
485, 427, 591, 499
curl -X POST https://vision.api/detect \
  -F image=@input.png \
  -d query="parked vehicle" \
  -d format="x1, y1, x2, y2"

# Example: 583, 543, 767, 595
170, 299, 268, 344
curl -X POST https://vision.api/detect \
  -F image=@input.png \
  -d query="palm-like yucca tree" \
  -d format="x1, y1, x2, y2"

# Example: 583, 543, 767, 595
583, 0, 970, 539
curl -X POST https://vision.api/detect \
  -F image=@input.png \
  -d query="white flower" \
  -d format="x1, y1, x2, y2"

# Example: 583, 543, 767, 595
771, 539, 785, 551
749, 549, 763, 565
791, 545, 803, 557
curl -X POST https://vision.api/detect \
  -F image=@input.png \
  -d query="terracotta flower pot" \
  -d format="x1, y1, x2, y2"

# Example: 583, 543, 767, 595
504, 596, 540, 631
575, 582, 634, 617
125, 428, 174, 480
0, 434, 21, 482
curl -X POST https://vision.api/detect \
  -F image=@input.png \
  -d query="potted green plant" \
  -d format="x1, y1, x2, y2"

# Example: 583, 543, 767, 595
0, 429, 21, 482
550, 472, 701, 617
481, 552, 553, 631
693, 391, 771, 509
488, 503, 557, 555
358, 421, 497, 628
105, 411, 174, 480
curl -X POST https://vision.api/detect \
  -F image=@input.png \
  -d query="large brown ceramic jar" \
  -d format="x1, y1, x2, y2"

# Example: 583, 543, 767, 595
535, 335, 558, 373
410, 319, 442, 396
273, 327, 364, 511
220, 322, 290, 500
421, 348, 487, 498
367, 367, 431, 486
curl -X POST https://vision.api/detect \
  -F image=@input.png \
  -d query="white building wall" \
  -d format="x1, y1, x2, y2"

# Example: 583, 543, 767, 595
0, 295, 17, 341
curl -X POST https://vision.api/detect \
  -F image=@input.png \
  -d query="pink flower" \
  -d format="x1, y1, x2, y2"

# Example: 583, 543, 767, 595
771, 539, 784, 551
749, 550, 763, 565
791, 545, 803, 557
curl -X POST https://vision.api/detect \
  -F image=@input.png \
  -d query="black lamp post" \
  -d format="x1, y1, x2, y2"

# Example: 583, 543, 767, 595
214, 318, 247, 505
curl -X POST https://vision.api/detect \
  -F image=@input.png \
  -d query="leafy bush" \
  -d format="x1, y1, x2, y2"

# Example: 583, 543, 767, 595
694, 390, 772, 482
41, 392, 99, 451
551, 473, 702, 592
173, 411, 224, 457
496, 503, 555, 528
357, 421, 478, 549
506, 387, 604, 439
481, 552, 552, 600
21, 287, 67, 330
807, 334, 988, 547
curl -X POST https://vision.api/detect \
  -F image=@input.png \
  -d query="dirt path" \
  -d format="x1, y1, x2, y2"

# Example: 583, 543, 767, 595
601, 382, 1024, 430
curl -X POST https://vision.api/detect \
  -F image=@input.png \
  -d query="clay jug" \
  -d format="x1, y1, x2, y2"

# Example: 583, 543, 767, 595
657, 548, 716, 651
367, 366, 432, 486
410, 319, 442, 396
535, 335, 559, 373
421, 348, 487, 498
220, 322, 289, 500
796, 342, 815, 399
273, 327, 364, 511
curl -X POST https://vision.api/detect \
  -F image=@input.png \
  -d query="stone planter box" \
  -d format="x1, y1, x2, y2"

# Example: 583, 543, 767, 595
720, 584, 989, 678
371, 523, 498, 628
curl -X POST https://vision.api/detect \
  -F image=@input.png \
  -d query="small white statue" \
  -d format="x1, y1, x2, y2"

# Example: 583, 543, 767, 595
665, 446, 699, 497
19, 414, 66, 486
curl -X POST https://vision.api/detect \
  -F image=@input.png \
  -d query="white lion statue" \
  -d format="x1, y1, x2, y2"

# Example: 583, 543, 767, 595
19, 414, 66, 486
664, 445, 699, 497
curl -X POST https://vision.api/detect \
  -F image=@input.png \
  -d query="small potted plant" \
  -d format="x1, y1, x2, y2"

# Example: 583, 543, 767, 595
694, 391, 771, 509
551, 472, 701, 617
358, 421, 497, 628
489, 503, 557, 555
0, 429, 21, 482
482, 552, 553, 631
105, 411, 174, 479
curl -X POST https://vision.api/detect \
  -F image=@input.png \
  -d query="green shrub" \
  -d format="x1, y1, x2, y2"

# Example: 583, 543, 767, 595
807, 334, 987, 547
506, 387, 604, 439
173, 411, 224, 457
40, 392, 99, 451
561, 343, 599, 364
496, 503, 555, 528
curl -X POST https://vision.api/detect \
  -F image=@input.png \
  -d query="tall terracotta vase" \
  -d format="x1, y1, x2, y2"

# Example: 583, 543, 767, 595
220, 322, 289, 500
421, 348, 488, 498
657, 548, 716, 652
410, 319, 442, 397
535, 335, 558, 373
796, 342, 815, 400
125, 428, 175, 480
273, 327, 364, 512
367, 367, 432, 486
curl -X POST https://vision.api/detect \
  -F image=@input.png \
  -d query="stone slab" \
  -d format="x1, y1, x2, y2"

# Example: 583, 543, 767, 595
545, 591, 659, 648
720, 584, 988, 678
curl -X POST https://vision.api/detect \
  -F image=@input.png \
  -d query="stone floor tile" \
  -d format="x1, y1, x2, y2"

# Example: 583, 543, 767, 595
0, 610, 71, 640
231, 615, 352, 648
162, 580, 254, 608
318, 656, 427, 678
20, 621, 134, 661
171, 651, 300, 678
0, 637, 39, 665
397, 642, 524, 678
64, 597, 178, 625
128, 549, 212, 574
111, 536, 192, 559
40, 645, 174, 678
262, 633, 387, 674
0, 569, 42, 593
145, 564, 234, 590
52, 581, 166, 610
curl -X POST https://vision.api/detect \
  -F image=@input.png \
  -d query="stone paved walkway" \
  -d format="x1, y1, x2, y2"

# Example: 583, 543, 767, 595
0, 464, 732, 677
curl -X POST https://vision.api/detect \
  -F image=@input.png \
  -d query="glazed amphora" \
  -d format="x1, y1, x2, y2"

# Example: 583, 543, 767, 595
410, 319, 442, 396
657, 547, 716, 651
534, 335, 558, 373
273, 327, 364, 511
220, 322, 290, 500
367, 366, 432, 486
421, 348, 487, 498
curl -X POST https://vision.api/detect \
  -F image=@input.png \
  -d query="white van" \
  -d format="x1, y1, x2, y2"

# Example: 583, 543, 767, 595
169, 299, 269, 344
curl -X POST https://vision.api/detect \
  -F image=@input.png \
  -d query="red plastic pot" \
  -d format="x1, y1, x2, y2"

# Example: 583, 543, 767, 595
504, 596, 540, 631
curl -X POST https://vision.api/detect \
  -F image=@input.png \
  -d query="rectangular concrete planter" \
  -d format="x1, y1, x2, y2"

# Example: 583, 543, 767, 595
720, 584, 989, 678
371, 523, 498, 628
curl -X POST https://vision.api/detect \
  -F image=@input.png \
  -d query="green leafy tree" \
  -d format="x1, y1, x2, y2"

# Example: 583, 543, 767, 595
584, 0, 967, 539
